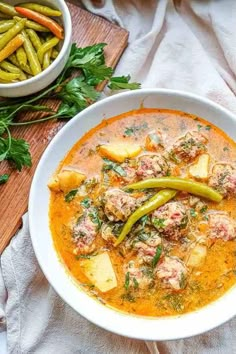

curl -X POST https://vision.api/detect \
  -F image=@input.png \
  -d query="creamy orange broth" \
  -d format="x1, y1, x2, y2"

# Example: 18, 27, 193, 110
50, 108, 236, 316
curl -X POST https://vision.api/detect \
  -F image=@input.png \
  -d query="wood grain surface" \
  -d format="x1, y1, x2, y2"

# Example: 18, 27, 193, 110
0, 1, 128, 253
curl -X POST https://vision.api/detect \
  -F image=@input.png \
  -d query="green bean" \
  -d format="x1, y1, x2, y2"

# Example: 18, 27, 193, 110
21, 30, 41, 75
127, 177, 223, 203
18, 3, 62, 17
37, 36, 59, 64
43, 48, 52, 70
0, 19, 15, 33
0, 18, 26, 51
0, 60, 26, 80
16, 46, 27, 66
26, 28, 41, 50
0, 2, 18, 17
9, 53, 32, 75
51, 48, 58, 59
14, 16, 50, 32
0, 68, 20, 81
115, 189, 177, 246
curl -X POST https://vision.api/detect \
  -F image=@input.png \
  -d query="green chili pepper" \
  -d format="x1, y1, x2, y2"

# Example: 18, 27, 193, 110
37, 36, 59, 64
51, 48, 58, 59
0, 2, 18, 16
21, 29, 41, 76
26, 28, 41, 50
114, 189, 177, 246
127, 177, 223, 203
0, 19, 15, 33
0, 68, 20, 81
16, 46, 27, 66
43, 48, 52, 69
9, 53, 32, 75
0, 18, 26, 51
0, 59, 26, 80
14, 16, 50, 32
18, 3, 62, 17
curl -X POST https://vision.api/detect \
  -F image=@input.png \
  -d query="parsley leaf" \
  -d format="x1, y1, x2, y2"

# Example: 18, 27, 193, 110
152, 245, 162, 268
0, 174, 9, 184
124, 272, 130, 290
102, 158, 127, 177
0, 137, 31, 171
65, 189, 78, 202
80, 197, 91, 208
108, 75, 141, 90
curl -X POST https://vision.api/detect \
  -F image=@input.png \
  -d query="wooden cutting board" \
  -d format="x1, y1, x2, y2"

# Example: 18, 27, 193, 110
0, 1, 128, 254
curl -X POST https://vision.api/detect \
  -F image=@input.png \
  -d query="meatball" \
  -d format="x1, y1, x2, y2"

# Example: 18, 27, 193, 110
124, 261, 153, 289
135, 236, 162, 264
171, 131, 207, 161
103, 188, 138, 222
119, 162, 137, 184
156, 256, 187, 290
208, 213, 236, 241
151, 201, 188, 240
72, 210, 98, 254
208, 164, 236, 197
136, 154, 170, 179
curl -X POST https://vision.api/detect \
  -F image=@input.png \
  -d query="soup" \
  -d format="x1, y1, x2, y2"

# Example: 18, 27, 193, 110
49, 108, 236, 317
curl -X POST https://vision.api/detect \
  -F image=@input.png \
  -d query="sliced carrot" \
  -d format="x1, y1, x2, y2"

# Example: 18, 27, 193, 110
0, 34, 24, 63
15, 7, 64, 39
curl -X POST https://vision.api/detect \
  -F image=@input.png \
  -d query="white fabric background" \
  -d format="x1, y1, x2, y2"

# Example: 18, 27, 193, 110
1, 0, 236, 353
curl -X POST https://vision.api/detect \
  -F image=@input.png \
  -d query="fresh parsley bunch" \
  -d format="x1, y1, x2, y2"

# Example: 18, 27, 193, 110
0, 43, 141, 183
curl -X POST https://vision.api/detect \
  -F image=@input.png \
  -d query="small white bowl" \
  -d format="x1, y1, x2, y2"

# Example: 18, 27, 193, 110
0, 0, 72, 97
29, 89, 236, 341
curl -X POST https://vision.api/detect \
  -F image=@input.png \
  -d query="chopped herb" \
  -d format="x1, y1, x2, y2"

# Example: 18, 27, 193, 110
140, 215, 149, 228
190, 208, 197, 218
81, 197, 91, 208
75, 252, 98, 260
163, 293, 184, 312
142, 266, 154, 279
197, 124, 202, 131
80, 283, 95, 289
138, 232, 150, 242
102, 158, 127, 177
203, 214, 209, 221
64, 189, 78, 202
205, 125, 211, 131
223, 146, 229, 152
0, 174, 9, 184
89, 207, 101, 229
180, 215, 188, 229
200, 206, 208, 213
153, 218, 165, 229
121, 292, 136, 302
133, 277, 139, 289
179, 272, 187, 289
168, 151, 179, 163
152, 245, 162, 268
124, 272, 130, 290
124, 122, 148, 136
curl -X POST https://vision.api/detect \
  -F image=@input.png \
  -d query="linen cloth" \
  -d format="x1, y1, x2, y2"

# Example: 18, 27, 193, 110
1, 0, 236, 353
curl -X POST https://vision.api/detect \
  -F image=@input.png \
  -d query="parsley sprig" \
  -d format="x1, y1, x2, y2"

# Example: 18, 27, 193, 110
0, 43, 141, 183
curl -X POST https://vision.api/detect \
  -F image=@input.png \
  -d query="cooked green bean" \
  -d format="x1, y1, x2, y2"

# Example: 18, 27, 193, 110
0, 68, 20, 81
0, 60, 26, 80
14, 15, 50, 32
0, 18, 26, 51
21, 30, 41, 75
127, 177, 223, 203
0, 2, 18, 17
18, 3, 62, 17
51, 48, 58, 59
16, 46, 27, 66
115, 189, 177, 246
43, 48, 52, 70
37, 36, 59, 64
26, 28, 41, 50
0, 19, 15, 33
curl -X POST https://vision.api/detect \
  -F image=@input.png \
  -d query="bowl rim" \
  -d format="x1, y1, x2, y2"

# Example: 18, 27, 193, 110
0, 0, 72, 89
29, 88, 236, 341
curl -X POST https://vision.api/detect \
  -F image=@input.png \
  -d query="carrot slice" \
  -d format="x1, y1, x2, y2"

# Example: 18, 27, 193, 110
15, 6, 64, 39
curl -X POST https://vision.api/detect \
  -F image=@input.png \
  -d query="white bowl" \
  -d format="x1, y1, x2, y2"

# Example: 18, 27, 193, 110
29, 89, 236, 341
0, 0, 72, 97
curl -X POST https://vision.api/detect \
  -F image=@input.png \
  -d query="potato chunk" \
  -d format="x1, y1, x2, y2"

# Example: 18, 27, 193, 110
48, 169, 85, 193
99, 143, 141, 162
187, 243, 207, 267
189, 154, 210, 180
80, 252, 117, 292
